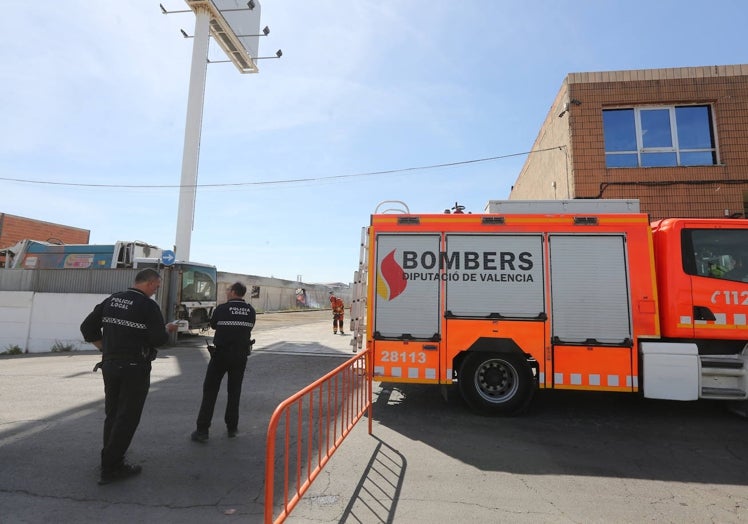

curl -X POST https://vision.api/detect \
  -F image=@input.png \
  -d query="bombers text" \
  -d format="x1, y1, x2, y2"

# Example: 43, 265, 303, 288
402, 250, 533, 271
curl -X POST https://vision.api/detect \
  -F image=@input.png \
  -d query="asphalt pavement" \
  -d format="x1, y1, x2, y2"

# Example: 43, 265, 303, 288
1, 310, 747, 523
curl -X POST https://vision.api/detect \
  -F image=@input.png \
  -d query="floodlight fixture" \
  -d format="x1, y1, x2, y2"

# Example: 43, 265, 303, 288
220, 3, 254, 12
208, 49, 282, 63
160, 3, 191, 14
249, 49, 282, 59
184, 24, 270, 39
236, 26, 270, 37
181, 0, 264, 74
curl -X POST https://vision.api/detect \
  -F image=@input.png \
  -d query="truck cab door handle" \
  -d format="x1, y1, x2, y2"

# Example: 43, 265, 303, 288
693, 306, 716, 321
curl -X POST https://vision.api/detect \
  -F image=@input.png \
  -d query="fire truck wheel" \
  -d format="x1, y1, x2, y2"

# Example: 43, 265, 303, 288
458, 352, 534, 416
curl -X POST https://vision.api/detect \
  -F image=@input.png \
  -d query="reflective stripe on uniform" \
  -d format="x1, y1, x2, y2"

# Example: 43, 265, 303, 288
102, 317, 147, 330
215, 320, 254, 327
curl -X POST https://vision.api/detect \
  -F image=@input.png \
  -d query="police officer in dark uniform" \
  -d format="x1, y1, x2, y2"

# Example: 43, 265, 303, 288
191, 281, 256, 442
80, 268, 177, 485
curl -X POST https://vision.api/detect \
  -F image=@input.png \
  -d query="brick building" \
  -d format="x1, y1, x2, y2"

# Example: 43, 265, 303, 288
510, 64, 748, 220
0, 213, 90, 250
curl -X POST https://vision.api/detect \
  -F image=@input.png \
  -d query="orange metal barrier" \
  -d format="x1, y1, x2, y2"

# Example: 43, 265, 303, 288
264, 349, 372, 524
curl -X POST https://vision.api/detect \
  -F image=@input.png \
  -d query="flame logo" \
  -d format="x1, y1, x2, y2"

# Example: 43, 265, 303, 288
377, 249, 407, 301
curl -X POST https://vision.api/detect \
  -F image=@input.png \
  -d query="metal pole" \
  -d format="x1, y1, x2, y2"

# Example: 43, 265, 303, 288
174, 5, 210, 262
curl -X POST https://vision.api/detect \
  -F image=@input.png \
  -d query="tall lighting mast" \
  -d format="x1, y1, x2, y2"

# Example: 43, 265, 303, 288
161, 0, 276, 261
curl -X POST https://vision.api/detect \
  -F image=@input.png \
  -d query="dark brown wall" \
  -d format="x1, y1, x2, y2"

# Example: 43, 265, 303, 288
0, 213, 90, 248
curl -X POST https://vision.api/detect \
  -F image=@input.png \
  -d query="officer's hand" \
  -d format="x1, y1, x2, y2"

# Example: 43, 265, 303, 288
166, 322, 179, 333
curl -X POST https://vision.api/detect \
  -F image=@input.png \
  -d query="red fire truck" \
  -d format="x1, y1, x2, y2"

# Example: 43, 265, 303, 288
349, 200, 748, 415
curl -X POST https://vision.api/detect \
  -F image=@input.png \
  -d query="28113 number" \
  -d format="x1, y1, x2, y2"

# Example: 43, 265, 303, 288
379, 351, 427, 364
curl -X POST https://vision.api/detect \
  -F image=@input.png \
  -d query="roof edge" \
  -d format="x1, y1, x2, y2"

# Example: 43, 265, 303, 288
567, 64, 748, 84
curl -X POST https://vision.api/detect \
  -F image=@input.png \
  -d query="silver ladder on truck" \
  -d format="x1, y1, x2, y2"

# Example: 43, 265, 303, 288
349, 226, 368, 353
349, 200, 412, 353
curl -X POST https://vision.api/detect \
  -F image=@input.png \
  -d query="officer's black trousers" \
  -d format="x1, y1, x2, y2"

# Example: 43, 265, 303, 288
101, 360, 150, 471
196, 349, 248, 432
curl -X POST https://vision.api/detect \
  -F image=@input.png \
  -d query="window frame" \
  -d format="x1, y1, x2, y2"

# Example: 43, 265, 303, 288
681, 228, 748, 283
603, 104, 718, 168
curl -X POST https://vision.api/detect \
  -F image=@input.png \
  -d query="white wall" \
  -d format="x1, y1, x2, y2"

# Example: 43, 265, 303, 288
0, 276, 352, 353
0, 292, 107, 353
0, 292, 33, 352
29, 293, 108, 353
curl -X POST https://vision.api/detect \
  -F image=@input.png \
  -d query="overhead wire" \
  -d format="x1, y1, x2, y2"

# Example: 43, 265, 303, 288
0, 146, 563, 189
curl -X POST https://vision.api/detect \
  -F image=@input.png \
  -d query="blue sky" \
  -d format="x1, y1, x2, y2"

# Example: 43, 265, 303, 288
2, 1, 747, 283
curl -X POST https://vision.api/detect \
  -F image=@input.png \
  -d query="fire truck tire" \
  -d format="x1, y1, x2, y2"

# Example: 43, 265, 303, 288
458, 352, 534, 415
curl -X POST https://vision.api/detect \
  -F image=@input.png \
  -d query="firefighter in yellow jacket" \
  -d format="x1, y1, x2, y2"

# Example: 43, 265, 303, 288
329, 292, 345, 335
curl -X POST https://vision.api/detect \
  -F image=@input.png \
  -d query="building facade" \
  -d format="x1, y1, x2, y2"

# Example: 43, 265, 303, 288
0, 213, 90, 266
510, 64, 748, 220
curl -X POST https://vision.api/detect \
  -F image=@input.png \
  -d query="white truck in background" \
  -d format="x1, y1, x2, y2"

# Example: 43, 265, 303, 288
0, 239, 217, 332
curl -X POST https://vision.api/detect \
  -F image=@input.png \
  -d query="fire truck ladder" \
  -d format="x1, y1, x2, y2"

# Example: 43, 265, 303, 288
349, 201, 410, 353
349, 226, 368, 353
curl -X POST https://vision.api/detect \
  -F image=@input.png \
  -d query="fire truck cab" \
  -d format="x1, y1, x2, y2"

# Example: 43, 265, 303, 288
352, 200, 748, 415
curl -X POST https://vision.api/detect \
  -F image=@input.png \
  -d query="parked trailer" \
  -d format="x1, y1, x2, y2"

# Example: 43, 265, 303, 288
0, 239, 159, 269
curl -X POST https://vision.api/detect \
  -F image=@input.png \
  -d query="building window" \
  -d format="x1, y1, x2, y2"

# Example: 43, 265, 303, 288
603, 105, 717, 168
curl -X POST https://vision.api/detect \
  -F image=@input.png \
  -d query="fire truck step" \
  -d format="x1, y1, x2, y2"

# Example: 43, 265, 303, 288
701, 387, 746, 399
701, 358, 744, 369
